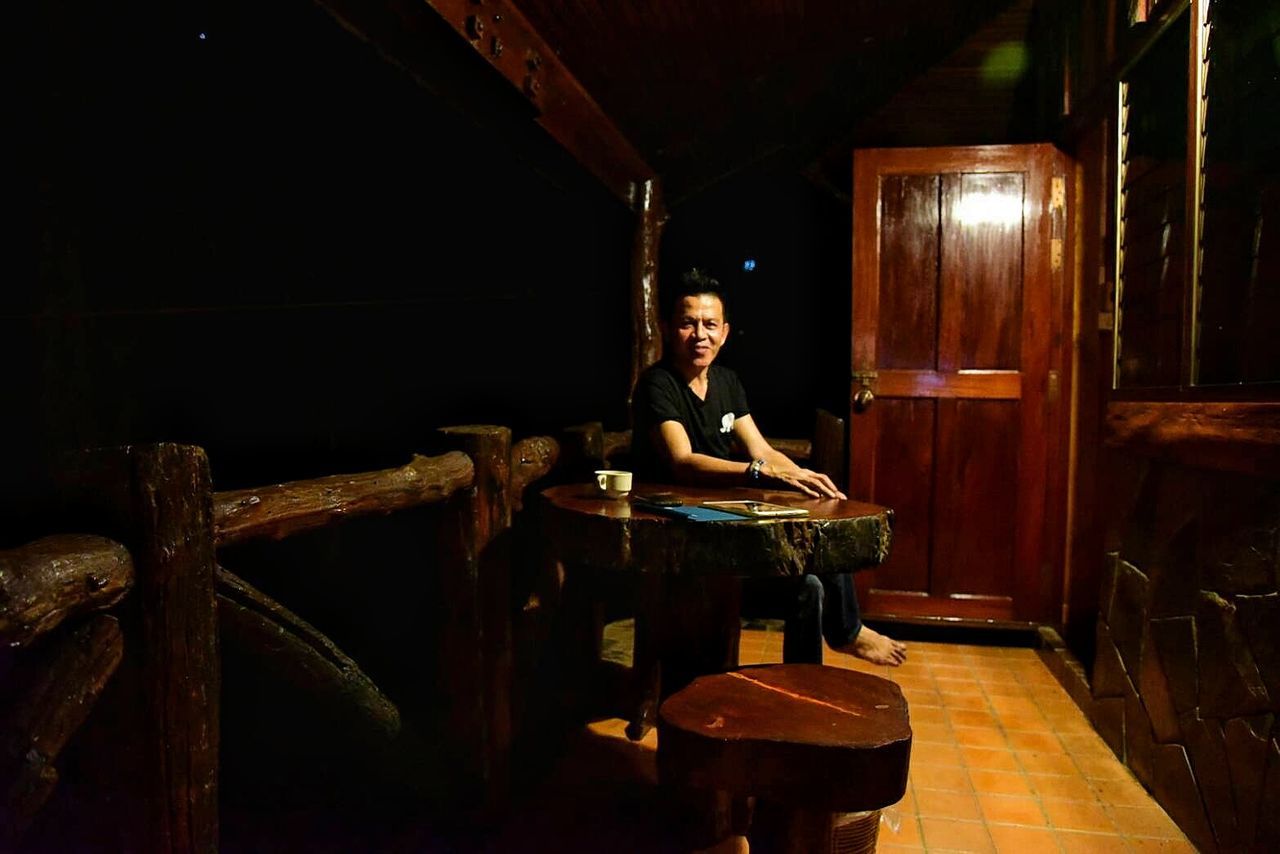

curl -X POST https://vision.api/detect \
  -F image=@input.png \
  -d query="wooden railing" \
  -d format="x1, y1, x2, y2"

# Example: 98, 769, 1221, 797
1, 415, 832, 850
0, 427, 563, 852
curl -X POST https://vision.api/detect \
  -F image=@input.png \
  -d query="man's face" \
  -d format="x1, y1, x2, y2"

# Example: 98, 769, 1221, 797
667, 293, 729, 372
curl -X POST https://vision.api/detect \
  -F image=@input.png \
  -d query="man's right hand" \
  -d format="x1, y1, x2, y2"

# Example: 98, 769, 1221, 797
763, 462, 846, 500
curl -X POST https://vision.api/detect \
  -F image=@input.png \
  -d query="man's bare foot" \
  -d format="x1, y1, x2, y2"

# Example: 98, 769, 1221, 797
845, 626, 907, 666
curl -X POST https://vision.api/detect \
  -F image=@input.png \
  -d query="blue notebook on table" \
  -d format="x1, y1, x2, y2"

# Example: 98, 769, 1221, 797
646, 504, 747, 522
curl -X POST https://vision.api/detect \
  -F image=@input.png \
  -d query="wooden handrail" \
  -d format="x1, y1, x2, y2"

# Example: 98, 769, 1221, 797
509, 436, 559, 512
212, 451, 474, 546
0, 534, 133, 647
215, 566, 400, 741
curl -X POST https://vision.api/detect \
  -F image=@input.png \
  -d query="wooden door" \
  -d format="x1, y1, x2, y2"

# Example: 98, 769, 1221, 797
850, 144, 1074, 625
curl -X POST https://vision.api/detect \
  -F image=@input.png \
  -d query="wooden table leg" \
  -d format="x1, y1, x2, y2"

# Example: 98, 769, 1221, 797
627, 572, 664, 740
659, 574, 741, 698
629, 572, 741, 741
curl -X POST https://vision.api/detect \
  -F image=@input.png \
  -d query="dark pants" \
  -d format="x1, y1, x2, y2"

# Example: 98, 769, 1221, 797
740, 573, 862, 664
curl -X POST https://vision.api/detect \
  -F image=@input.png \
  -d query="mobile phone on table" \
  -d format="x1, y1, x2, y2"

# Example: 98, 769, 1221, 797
634, 492, 683, 507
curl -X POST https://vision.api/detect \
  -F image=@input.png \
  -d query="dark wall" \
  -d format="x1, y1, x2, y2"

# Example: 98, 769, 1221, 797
1087, 453, 1280, 852
13, 0, 632, 523
662, 168, 852, 439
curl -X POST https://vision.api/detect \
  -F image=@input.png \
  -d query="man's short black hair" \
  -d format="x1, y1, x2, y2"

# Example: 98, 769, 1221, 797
664, 267, 729, 321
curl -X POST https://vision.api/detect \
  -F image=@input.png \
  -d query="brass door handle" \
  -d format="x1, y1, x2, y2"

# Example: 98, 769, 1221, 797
853, 387, 875, 413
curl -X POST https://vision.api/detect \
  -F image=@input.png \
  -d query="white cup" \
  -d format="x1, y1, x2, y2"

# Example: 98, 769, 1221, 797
594, 469, 633, 499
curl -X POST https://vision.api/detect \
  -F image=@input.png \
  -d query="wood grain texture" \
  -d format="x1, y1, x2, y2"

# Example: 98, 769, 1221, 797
630, 178, 666, 402
540, 484, 892, 579
0, 535, 133, 646
851, 144, 1068, 625
359, 0, 654, 202
437, 425, 513, 814
0, 615, 123, 839
864, 399, 935, 596
657, 664, 911, 813
939, 171, 1025, 371
213, 451, 474, 546
509, 435, 559, 512
57, 444, 221, 853
932, 400, 1020, 601
877, 174, 940, 370
1104, 402, 1280, 476
876, 369, 1022, 399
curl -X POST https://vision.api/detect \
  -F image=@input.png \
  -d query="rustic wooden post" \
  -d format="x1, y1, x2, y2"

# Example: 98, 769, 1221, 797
437, 425, 513, 814
630, 177, 667, 405
57, 443, 219, 853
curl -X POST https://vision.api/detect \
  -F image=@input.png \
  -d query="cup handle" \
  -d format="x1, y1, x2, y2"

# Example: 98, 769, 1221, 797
597, 473, 608, 492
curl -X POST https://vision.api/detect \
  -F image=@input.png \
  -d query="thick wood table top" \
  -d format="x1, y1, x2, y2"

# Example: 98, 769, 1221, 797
658, 664, 911, 811
539, 484, 893, 578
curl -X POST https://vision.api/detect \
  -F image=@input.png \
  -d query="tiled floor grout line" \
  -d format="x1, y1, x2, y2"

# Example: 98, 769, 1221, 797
733, 634, 1192, 851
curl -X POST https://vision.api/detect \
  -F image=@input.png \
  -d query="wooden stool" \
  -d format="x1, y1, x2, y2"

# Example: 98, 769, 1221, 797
658, 664, 911, 854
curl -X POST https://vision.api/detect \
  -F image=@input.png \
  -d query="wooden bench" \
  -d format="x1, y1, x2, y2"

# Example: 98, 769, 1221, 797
658, 663, 911, 854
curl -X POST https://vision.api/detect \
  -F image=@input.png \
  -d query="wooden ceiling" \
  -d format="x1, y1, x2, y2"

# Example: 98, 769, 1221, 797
509, 0, 1019, 202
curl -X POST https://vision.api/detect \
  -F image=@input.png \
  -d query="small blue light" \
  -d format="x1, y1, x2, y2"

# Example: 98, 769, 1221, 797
198, 32, 207, 40
742, 259, 756, 272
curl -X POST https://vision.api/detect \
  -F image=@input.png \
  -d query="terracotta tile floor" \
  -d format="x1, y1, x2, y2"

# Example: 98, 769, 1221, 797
553, 625, 1196, 853
739, 629, 1196, 853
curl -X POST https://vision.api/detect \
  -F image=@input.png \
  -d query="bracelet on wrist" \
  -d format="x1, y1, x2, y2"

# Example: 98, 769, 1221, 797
747, 458, 766, 482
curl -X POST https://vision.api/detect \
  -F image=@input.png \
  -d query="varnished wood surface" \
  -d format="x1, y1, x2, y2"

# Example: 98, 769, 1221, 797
851, 143, 1072, 624
437, 425, 514, 814
408, 0, 653, 202
540, 484, 892, 578
212, 451, 474, 546
0, 615, 123, 838
939, 172, 1025, 371
629, 179, 666, 402
509, 435, 559, 512
57, 443, 220, 853
658, 664, 911, 812
0, 534, 133, 646
1104, 401, 1280, 477
875, 369, 1022, 399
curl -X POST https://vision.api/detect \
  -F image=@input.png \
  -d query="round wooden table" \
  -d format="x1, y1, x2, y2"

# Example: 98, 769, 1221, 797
539, 484, 894, 737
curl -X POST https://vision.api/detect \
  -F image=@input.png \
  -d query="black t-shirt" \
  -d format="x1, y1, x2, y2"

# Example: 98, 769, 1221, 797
631, 361, 751, 480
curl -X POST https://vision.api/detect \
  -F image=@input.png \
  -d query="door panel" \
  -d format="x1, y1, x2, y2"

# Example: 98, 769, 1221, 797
851, 144, 1070, 625
878, 175, 941, 370
930, 399, 1019, 600
868, 398, 936, 595
939, 173, 1025, 371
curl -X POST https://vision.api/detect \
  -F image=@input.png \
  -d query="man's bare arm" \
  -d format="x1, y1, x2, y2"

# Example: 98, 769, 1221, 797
732, 414, 846, 499
654, 421, 758, 484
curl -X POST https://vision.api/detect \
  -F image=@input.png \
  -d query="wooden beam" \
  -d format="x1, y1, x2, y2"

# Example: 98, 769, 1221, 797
1105, 402, 1280, 477
630, 178, 667, 402
0, 535, 133, 647
215, 566, 400, 741
312, 0, 654, 204
212, 451, 474, 547
0, 615, 124, 841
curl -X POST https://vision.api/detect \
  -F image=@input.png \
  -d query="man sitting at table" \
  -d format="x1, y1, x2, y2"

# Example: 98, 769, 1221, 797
631, 268, 906, 667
